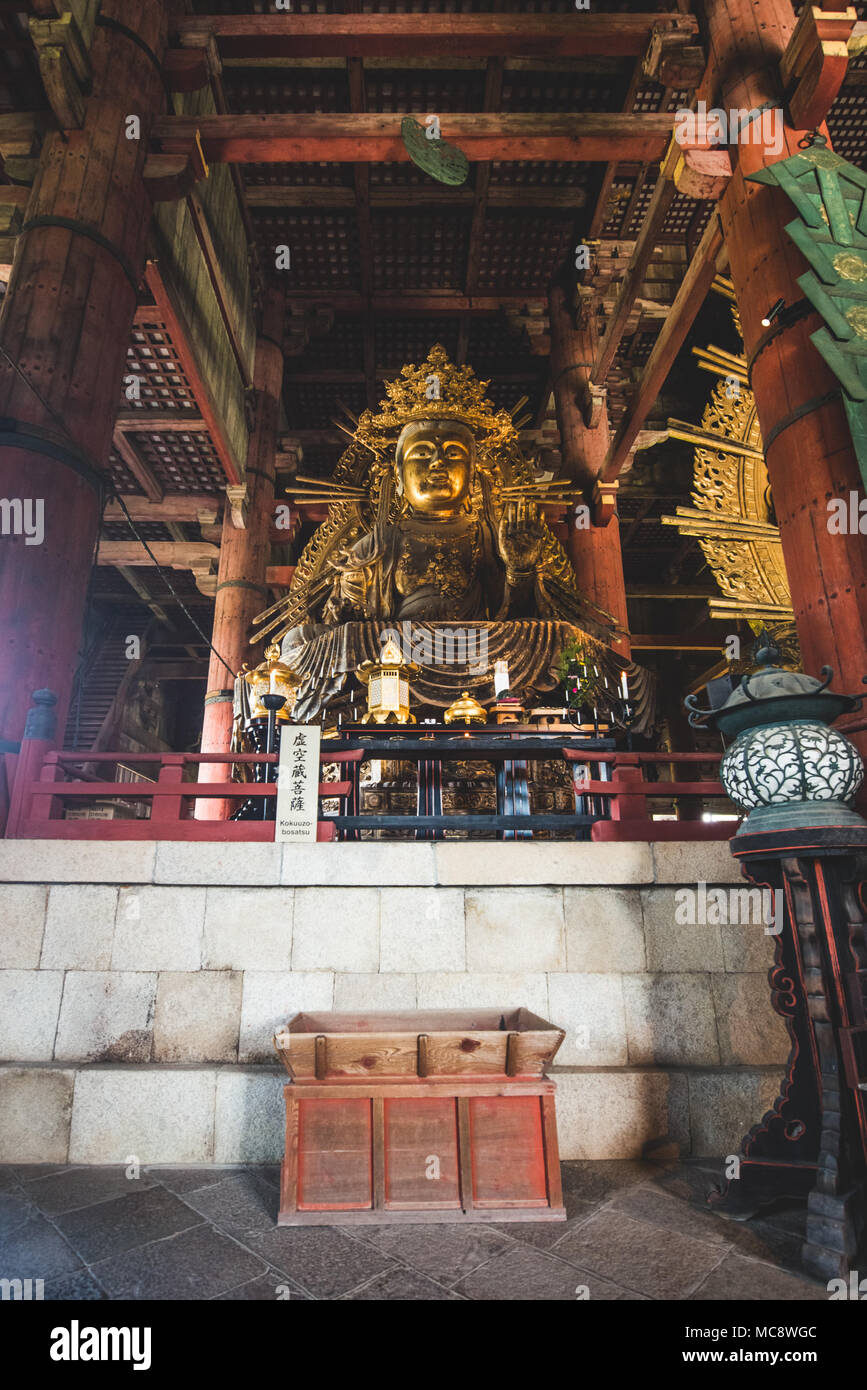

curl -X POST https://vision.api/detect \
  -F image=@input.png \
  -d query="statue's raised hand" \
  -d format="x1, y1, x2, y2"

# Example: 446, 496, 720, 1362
497, 500, 545, 581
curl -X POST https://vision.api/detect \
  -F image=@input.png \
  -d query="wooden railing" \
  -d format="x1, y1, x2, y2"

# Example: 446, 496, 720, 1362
2, 733, 737, 841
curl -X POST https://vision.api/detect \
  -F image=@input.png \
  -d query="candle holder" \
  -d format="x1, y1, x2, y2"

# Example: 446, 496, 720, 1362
261, 692, 287, 820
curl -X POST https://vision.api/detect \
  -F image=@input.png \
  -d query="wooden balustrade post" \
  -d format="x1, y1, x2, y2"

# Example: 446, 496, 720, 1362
150, 755, 187, 826
30, 753, 65, 824
607, 757, 648, 823
4, 688, 58, 837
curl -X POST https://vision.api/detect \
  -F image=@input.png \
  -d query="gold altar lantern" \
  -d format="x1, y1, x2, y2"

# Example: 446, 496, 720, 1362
355, 635, 419, 724
444, 690, 487, 726
242, 643, 300, 722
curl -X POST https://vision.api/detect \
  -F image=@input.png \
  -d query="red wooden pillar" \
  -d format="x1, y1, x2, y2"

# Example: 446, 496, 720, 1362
197, 289, 285, 819
703, 0, 867, 747
0, 0, 168, 752
548, 282, 631, 657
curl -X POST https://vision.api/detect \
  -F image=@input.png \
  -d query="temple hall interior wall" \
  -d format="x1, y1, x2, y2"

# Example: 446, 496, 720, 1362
0, 841, 787, 1165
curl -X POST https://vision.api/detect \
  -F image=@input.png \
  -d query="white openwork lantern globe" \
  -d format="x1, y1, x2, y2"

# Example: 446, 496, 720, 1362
720, 721, 863, 813
685, 635, 866, 835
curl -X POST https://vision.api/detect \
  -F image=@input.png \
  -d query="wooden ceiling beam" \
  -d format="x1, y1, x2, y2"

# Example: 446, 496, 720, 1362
587, 59, 646, 240
346, 48, 377, 411
99, 541, 221, 567
104, 495, 220, 524
116, 411, 209, 433
154, 113, 675, 164
115, 567, 173, 628
276, 293, 544, 313
464, 57, 504, 302
177, 14, 698, 60
111, 428, 164, 503
144, 260, 243, 487
245, 185, 588, 209
592, 140, 679, 385
603, 214, 725, 481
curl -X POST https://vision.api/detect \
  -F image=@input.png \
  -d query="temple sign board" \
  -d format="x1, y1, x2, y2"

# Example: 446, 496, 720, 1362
275, 724, 321, 841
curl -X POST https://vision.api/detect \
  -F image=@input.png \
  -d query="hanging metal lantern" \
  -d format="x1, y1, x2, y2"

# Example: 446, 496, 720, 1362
685, 633, 865, 834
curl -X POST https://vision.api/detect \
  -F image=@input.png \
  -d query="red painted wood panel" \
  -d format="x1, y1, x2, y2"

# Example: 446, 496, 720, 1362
384, 1098, 461, 1209
469, 1096, 548, 1207
297, 1098, 372, 1211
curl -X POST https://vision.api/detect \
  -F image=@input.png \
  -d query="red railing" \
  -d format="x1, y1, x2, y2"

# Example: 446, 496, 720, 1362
562, 749, 736, 841
2, 737, 737, 841
3, 747, 363, 841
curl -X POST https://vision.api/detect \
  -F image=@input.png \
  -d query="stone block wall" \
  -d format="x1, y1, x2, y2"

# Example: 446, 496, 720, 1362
0, 839, 788, 1165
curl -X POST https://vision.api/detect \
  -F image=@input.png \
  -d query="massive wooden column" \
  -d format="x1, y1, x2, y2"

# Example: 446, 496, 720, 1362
197, 289, 284, 819
548, 282, 631, 657
0, 0, 167, 749
703, 0, 867, 741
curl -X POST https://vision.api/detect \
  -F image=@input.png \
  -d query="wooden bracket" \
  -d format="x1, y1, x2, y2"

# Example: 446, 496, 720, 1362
29, 12, 92, 130
190, 556, 219, 598
583, 383, 606, 429
0, 112, 53, 161
779, 6, 856, 131
164, 42, 220, 94
0, 189, 27, 266
143, 131, 208, 203
226, 483, 249, 530
667, 130, 732, 201
641, 23, 706, 89
590, 478, 619, 527
177, 23, 222, 75
265, 565, 296, 589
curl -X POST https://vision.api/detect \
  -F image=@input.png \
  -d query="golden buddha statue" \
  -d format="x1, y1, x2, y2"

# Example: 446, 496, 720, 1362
252, 346, 649, 724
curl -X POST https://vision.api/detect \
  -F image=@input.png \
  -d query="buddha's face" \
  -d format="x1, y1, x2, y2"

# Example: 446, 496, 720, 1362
396, 420, 474, 516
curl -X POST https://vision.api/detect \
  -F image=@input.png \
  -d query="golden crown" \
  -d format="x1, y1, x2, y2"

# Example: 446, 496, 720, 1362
354, 345, 517, 453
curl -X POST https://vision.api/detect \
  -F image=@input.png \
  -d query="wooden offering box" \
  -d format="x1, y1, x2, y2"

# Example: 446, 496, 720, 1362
274, 1008, 566, 1226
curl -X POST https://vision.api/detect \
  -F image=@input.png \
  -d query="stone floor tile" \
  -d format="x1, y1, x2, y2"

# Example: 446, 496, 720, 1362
712, 1203, 809, 1273
13, 1164, 69, 1182
146, 1166, 239, 1195
607, 1184, 733, 1248
486, 1193, 596, 1250
0, 1189, 37, 1236
355, 1222, 513, 1285
180, 1172, 277, 1236
455, 1244, 630, 1301
0, 1211, 82, 1280
55, 1187, 203, 1264
688, 1252, 826, 1300
560, 1159, 662, 1203
345, 1267, 465, 1300
92, 1224, 267, 1300
215, 1268, 312, 1301
243, 1225, 395, 1299
23, 1166, 157, 1216
0, 1167, 21, 1190
44, 1270, 107, 1300
553, 1207, 728, 1299
650, 1160, 726, 1205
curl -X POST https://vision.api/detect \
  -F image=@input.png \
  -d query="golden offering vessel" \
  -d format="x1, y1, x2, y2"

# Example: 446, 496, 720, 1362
444, 690, 487, 725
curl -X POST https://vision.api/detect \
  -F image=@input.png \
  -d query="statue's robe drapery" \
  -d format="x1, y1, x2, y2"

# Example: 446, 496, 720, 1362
281, 616, 654, 731
278, 517, 654, 728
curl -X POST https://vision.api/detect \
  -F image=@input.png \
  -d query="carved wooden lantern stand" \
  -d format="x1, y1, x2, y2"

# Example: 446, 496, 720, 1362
686, 637, 867, 1279
273, 1008, 566, 1225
